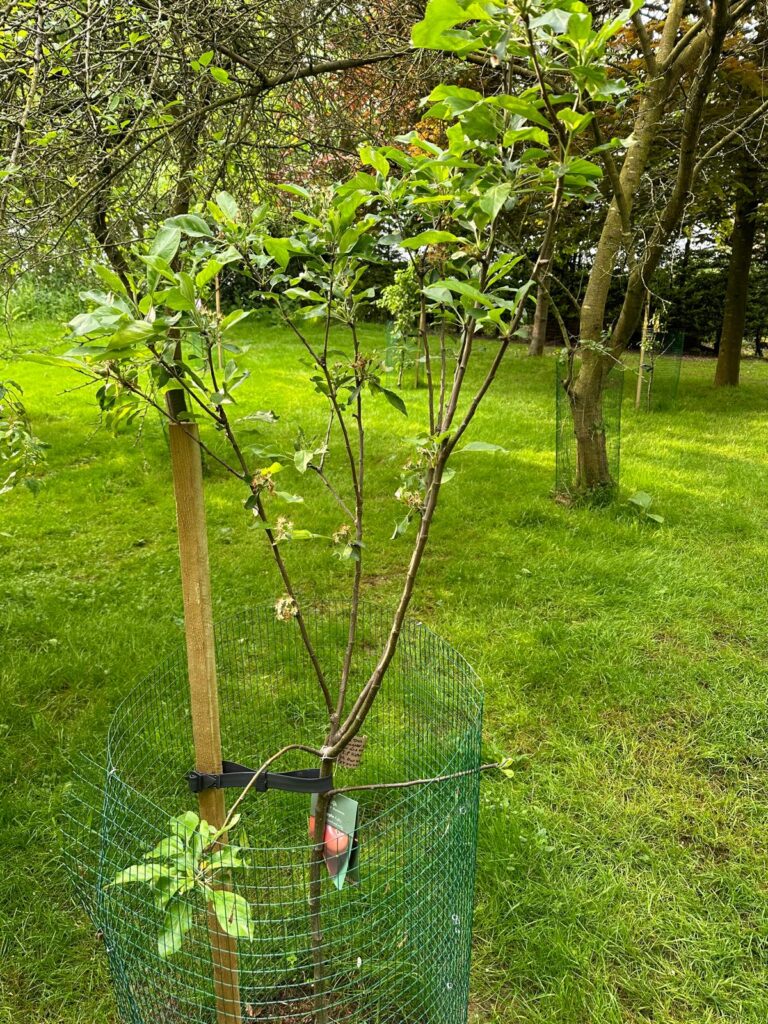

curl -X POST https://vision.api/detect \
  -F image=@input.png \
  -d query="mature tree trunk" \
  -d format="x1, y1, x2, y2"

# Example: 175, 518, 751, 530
570, 359, 612, 490
528, 280, 550, 355
715, 174, 760, 386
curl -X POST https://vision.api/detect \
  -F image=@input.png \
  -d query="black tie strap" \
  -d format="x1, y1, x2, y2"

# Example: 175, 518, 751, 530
186, 761, 332, 796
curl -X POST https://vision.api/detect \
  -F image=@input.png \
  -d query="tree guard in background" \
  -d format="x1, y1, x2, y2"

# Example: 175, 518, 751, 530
64, 606, 483, 1024
636, 332, 684, 412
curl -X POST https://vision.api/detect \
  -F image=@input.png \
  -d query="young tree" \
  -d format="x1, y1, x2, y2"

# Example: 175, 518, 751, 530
54, 0, 638, 1018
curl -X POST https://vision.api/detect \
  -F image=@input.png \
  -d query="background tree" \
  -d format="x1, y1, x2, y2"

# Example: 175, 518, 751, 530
0, 0, 431, 289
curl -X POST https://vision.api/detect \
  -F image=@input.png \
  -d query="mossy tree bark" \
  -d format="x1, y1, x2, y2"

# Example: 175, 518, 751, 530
528, 280, 550, 356
569, 356, 613, 491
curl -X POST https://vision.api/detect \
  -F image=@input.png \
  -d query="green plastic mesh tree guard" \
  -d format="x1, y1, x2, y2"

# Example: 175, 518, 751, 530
639, 331, 683, 411
555, 353, 624, 497
64, 606, 483, 1024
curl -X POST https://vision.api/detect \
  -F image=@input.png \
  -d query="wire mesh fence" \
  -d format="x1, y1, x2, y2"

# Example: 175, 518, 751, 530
555, 353, 624, 498
64, 606, 484, 1024
637, 331, 684, 412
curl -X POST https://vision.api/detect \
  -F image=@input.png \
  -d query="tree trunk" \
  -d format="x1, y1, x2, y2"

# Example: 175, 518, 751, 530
528, 281, 550, 356
569, 355, 613, 492
715, 180, 759, 387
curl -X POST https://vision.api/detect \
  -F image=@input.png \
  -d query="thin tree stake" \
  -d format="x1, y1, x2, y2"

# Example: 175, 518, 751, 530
168, 417, 240, 1024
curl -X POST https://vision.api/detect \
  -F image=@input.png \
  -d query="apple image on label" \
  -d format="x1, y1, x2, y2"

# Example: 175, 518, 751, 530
309, 817, 350, 860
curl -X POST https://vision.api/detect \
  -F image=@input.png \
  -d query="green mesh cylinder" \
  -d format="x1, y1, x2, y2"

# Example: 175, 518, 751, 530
65, 606, 483, 1024
641, 331, 683, 411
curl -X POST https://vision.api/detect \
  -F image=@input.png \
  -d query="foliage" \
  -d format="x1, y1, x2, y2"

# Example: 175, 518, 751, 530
626, 489, 664, 524
0, 0, 425, 280
379, 266, 421, 385
108, 811, 253, 957
0, 379, 46, 494
6, 269, 82, 324
58, 0, 637, 553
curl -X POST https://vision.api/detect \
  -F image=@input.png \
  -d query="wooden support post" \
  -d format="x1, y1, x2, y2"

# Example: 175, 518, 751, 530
635, 290, 651, 410
168, 418, 241, 1024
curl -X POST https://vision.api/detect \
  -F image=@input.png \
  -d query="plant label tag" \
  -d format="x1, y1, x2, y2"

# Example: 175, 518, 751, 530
309, 793, 359, 890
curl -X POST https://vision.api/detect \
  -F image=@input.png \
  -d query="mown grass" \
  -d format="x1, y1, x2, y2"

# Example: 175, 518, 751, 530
2, 318, 768, 1023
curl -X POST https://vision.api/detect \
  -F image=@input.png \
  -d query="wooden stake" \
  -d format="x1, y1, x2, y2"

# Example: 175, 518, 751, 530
168, 418, 241, 1024
635, 290, 651, 410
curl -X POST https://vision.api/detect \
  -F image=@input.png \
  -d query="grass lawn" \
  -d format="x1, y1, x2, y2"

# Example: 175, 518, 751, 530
2, 318, 768, 1024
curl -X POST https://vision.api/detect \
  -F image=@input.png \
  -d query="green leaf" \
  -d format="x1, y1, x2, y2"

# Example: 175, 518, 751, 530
211, 889, 254, 940
391, 513, 414, 539
294, 450, 314, 473
165, 214, 213, 238
492, 96, 551, 129
502, 126, 550, 146
140, 254, 178, 285
278, 183, 311, 200
158, 901, 194, 959
220, 309, 251, 333
171, 811, 200, 839
423, 284, 454, 304
145, 835, 186, 861
557, 109, 594, 134
400, 229, 460, 249
359, 144, 390, 177
150, 225, 182, 264
411, 0, 490, 54
162, 287, 195, 312
563, 157, 603, 180
370, 382, 407, 416
478, 183, 512, 224
110, 862, 171, 886
209, 66, 229, 83
431, 278, 492, 307
264, 237, 292, 270
196, 259, 223, 289
628, 490, 653, 509
104, 319, 155, 350
275, 491, 304, 504
215, 191, 240, 223
206, 849, 246, 873
93, 264, 127, 296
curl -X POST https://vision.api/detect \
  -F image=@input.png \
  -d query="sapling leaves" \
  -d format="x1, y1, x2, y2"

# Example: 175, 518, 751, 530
158, 901, 195, 958
109, 811, 254, 957
212, 891, 254, 940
